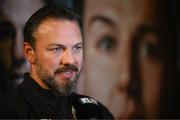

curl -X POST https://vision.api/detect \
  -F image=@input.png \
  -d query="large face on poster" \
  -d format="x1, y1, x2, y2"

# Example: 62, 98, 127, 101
80, 0, 177, 118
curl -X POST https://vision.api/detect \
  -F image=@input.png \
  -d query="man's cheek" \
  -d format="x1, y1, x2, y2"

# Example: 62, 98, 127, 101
77, 58, 83, 70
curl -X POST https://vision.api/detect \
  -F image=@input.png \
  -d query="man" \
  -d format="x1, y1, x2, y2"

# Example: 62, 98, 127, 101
0, 5, 113, 119
77, 0, 179, 119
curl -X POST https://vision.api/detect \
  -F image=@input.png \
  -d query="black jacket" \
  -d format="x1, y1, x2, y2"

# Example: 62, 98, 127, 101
0, 73, 114, 119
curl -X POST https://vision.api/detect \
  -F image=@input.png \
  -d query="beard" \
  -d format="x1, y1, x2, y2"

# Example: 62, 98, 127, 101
35, 57, 79, 96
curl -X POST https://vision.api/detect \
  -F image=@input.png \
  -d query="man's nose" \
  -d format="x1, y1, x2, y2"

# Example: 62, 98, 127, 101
61, 50, 76, 65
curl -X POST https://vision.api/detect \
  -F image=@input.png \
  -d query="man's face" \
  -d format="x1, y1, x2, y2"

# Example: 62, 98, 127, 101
82, 0, 167, 118
33, 19, 83, 96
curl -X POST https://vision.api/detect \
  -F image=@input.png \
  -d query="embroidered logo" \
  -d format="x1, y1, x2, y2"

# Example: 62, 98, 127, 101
79, 98, 98, 104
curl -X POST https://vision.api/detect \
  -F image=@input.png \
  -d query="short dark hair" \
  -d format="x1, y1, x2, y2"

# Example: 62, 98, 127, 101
24, 5, 81, 48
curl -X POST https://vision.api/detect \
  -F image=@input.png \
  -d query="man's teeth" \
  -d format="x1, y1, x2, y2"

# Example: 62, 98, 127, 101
62, 70, 72, 74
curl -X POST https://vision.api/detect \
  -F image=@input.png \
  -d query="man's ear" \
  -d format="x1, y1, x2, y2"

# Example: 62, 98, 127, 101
24, 42, 35, 64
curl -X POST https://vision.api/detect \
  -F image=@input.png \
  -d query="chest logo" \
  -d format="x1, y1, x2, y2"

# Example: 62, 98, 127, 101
79, 98, 98, 104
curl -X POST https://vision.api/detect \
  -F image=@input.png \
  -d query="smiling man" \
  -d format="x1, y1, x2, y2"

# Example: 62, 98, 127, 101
24, 14, 83, 97
0, 5, 113, 119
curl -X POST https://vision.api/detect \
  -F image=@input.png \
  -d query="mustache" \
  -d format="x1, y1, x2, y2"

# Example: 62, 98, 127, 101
54, 64, 78, 74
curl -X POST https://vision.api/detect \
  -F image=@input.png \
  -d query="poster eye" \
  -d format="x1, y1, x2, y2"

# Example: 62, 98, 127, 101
97, 35, 116, 52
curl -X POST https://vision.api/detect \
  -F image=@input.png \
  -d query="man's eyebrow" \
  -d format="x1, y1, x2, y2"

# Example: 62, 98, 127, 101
89, 15, 116, 27
48, 44, 65, 48
76, 42, 83, 45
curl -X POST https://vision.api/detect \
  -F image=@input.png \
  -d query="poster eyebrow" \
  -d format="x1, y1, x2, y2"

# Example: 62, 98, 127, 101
89, 15, 116, 27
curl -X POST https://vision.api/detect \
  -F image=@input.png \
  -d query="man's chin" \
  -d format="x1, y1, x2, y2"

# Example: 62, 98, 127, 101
55, 84, 74, 96
54, 79, 75, 96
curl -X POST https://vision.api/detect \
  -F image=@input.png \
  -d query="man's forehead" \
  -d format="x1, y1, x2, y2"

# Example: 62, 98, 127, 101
34, 18, 81, 37
36, 18, 70, 31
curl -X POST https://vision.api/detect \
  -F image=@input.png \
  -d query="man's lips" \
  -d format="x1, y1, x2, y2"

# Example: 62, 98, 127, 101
56, 70, 75, 78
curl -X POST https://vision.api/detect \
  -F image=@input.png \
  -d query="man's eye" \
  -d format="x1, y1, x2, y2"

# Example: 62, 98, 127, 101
97, 35, 116, 52
73, 44, 82, 52
51, 47, 63, 53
